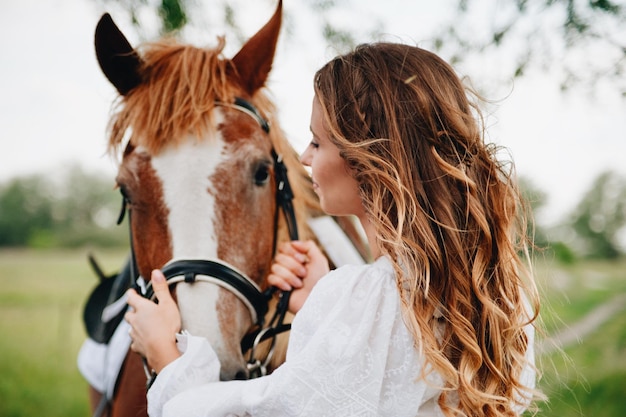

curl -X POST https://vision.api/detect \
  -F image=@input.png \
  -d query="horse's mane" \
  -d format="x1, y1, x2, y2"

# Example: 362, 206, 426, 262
106, 37, 324, 242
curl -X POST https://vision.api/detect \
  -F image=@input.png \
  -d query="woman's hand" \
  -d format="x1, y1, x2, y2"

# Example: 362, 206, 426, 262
125, 270, 182, 374
267, 240, 329, 313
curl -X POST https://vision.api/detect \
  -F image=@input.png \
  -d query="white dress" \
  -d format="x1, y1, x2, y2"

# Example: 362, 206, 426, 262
147, 257, 535, 417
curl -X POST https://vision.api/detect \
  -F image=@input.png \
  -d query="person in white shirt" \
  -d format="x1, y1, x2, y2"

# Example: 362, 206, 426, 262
125, 42, 541, 417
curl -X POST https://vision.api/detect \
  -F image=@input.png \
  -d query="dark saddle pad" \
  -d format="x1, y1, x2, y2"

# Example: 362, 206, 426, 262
83, 254, 135, 344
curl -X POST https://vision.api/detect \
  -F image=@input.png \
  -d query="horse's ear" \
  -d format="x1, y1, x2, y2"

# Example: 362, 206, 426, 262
231, 0, 282, 95
95, 13, 143, 96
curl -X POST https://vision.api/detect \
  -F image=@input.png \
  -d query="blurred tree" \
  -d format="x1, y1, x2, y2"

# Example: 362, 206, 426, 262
432, 0, 626, 96
52, 165, 118, 230
0, 175, 54, 246
518, 175, 577, 263
96, 0, 187, 34
0, 167, 126, 248
92, 0, 626, 96
565, 171, 626, 259
160, 0, 187, 32
50, 165, 127, 248
519, 176, 549, 244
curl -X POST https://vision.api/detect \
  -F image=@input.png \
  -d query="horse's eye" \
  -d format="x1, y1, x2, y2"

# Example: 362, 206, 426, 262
118, 183, 131, 202
254, 164, 270, 186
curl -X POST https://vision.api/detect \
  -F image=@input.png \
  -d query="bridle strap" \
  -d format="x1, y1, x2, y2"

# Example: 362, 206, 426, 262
144, 259, 268, 326
234, 97, 271, 133
116, 193, 138, 289
214, 97, 270, 134
272, 149, 298, 242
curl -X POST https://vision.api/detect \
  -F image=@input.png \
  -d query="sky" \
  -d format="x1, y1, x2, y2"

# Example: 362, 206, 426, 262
1, 0, 625, 227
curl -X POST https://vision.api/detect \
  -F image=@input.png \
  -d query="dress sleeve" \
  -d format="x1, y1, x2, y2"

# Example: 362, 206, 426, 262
147, 261, 431, 417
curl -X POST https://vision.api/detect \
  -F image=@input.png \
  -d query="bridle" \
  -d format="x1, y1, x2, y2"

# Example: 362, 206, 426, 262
117, 97, 298, 386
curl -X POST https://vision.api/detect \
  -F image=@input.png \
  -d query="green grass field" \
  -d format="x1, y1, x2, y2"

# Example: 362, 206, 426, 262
533, 257, 626, 417
0, 248, 624, 416
0, 248, 127, 417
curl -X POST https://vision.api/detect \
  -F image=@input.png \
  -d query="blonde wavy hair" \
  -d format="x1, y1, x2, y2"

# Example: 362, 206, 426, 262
314, 42, 541, 416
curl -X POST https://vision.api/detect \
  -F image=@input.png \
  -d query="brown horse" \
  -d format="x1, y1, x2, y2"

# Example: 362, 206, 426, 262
85, 1, 368, 416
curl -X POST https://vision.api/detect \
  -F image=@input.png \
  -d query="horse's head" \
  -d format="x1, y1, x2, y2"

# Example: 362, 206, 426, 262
95, 0, 318, 380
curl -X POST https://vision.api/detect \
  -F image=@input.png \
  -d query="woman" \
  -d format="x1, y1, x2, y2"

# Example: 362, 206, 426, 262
126, 42, 540, 417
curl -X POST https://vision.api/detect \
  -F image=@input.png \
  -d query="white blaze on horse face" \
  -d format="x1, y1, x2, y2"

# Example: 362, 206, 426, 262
150, 120, 227, 339
150, 132, 225, 259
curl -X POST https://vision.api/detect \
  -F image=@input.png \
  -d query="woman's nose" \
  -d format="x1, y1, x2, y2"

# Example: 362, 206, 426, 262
300, 146, 312, 166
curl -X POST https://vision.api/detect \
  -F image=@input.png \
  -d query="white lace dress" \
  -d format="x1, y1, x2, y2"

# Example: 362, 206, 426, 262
147, 257, 535, 417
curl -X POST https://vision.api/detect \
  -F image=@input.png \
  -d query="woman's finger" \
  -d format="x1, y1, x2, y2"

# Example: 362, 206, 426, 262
151, 269, 173, 305
267, 275, 291, 291
275, 252, 307, 276
125, 288, 152, 315
125, 288, 140, 309
275, 240, 297, 255
268, 263, 303, 289
290, 240, 319, 259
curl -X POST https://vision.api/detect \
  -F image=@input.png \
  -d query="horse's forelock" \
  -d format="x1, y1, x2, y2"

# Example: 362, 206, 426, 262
107, 37, 237, 156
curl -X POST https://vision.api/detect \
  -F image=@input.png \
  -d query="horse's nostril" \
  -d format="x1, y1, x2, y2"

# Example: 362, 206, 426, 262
233, 369, 248, 380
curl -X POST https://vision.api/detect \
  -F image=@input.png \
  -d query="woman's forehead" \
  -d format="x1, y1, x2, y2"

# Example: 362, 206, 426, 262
310, 96, 328, 137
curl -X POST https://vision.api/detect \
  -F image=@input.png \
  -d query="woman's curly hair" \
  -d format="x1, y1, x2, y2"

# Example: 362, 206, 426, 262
314, 42, 541, 417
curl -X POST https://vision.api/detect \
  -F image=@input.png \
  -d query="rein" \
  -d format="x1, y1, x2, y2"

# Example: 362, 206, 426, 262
117, 97, 297, 386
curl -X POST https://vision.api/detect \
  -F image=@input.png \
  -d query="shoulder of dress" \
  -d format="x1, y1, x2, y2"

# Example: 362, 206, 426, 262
316, 258, 396, 300
335, 256, 392, 274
